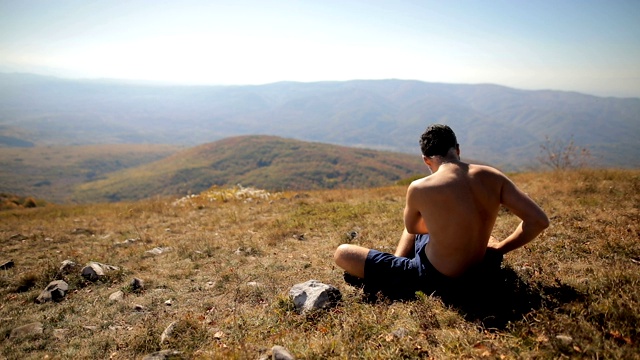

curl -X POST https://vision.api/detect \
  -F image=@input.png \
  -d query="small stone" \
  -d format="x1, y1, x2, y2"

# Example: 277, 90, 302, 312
71, 228, 94, 235
131, 277, 145, 291
0, 260, 15, 270
9, 234, 28, 241
109, 290, 125, 302
10, 322, 44, 339
36, 280, 69, 303
100, 263, 120, 271
133, 304, 146, 312
59, 260, 77, 273
142, 350, 183, 360
164, 299, 173, 306
81, 263, 105, 281
391, 327, 409, 339
44, 237, 54, 241
145, 247, 171, 256
81, 262, 119, 281
114, 238, 139, 247
271, 345, 295, 360
556, 334, 573, 345
83, 325, 98, 331
247, 281, 261, 287
160, 321, 177, 344
517, 266, 535, 275
289, 280, 341, 314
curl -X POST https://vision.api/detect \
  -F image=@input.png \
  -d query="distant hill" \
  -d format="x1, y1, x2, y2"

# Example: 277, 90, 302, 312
72, 136, 428, 203
1, 73, 639, 170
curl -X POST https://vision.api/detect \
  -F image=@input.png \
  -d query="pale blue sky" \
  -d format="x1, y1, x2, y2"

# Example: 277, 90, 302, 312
1, 0, 639, 97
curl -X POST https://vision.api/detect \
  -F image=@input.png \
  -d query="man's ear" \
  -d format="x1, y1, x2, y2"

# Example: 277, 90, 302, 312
422, 155, 431, 167
456, 144, 460, 158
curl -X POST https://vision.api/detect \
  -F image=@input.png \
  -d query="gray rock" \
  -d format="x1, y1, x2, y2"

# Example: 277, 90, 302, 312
10, 322, 44, 339
131, 277, 145, 291
289, 280, 341, 314
160, 321, 177, 344
145, 247, 171, 256
81, 263, 104, 281
81, 262, 119, 281
9, 234, 28, 241
114, 238, 139, 247
109, 290, 125, 302
71, 228, 94, 236
142, 350, 183, 360
0, 259, 14, 270
556, 334, 573, 345
36, 280, 69, 303
59, 260, 77, 273
271, 345, 295, 360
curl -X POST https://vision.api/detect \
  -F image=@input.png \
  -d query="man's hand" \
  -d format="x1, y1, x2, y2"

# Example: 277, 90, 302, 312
485, 235, 504, 269
486, 235, 502, 253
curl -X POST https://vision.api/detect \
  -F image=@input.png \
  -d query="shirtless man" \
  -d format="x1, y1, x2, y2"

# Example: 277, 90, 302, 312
334, 124, 549, 297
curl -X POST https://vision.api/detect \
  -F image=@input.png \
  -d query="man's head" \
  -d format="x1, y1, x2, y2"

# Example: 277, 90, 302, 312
419, 124, 459, 158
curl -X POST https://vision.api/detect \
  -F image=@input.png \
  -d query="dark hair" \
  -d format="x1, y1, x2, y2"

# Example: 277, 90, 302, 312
419, 124, 458, 157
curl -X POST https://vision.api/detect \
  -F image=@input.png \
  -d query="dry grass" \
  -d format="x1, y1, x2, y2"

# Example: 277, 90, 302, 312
1, 169, 638, 359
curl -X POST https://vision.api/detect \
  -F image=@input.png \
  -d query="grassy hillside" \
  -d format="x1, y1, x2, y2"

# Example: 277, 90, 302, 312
0, 144, 180, 203
72, 135, 428, 203
0, 169, 638, 359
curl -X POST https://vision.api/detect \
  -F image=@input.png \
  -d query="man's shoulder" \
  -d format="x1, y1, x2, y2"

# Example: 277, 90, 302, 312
409, 175, 432, 189
468, 163, 506, 177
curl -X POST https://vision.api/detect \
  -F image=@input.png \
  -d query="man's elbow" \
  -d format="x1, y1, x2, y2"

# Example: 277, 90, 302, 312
405, 224, 418, 235
534, 213, 550, 231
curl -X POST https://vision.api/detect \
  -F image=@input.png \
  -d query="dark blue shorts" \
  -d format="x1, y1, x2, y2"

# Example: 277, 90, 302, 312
362, 234, 452, 298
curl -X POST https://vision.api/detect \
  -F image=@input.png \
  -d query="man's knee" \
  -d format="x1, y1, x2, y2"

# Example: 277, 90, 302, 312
334, 244, 351, 267
334, 244, 368, 278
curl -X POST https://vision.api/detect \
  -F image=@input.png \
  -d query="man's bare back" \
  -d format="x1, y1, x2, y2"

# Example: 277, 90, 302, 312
334, 124, 549, 297
405, 162, 527, 277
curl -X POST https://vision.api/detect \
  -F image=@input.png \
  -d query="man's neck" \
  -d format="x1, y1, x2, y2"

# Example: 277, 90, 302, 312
430, 157, 460, 173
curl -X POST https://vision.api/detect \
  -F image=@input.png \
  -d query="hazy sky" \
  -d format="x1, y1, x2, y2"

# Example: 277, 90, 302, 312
1, 0, 639, 97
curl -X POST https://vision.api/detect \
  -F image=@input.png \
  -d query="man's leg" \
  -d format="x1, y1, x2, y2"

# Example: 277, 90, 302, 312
394, 229, 416, 257
334, 244, 370, 278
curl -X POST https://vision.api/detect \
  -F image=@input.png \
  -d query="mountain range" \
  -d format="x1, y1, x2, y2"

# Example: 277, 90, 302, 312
2, 73, 639, 170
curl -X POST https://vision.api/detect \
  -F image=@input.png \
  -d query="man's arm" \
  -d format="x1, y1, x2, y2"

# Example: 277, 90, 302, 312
404, 184, 428, 234
489, 177, 549, 254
